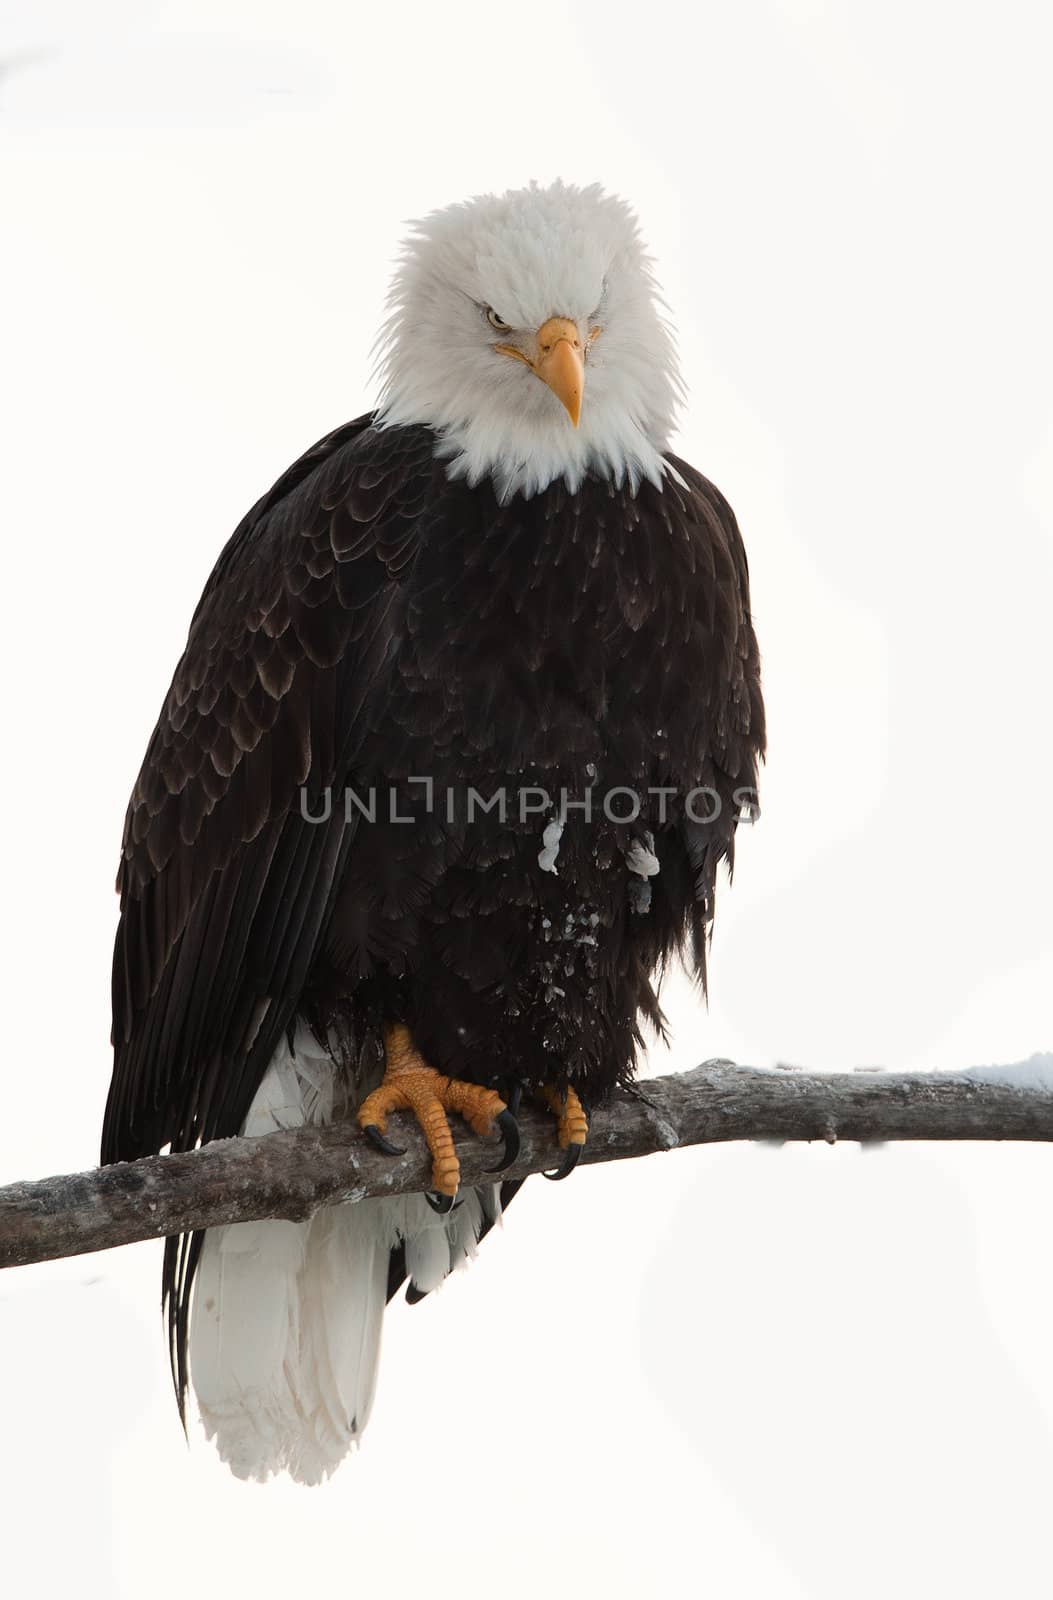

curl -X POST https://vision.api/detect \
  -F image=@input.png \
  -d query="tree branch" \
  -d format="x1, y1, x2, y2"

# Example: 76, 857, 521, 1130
2, 1056, 1051, 1270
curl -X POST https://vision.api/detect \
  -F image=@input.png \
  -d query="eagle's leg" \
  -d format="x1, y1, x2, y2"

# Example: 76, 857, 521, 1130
357, 1023, 519, 1213
539, 1084, 589, 1182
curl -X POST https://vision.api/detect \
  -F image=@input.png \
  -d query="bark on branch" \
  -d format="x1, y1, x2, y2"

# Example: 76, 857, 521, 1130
2, 1056, 1051, 1270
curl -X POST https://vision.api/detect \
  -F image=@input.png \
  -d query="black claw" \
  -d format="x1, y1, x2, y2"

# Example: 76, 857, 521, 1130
543, 1142, 584, 1182
426, 1190, 457, 1214
488, 1108, 521, 1174
507, 1083, 524, 1118
363, 1123, 405, 1157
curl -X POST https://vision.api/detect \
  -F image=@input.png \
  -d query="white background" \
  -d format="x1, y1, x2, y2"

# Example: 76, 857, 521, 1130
2, 2, 1051, 1595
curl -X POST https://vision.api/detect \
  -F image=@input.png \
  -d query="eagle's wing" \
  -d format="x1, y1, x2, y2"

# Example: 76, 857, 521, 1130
103, 415, 437, 1404
664, 454, 766, 983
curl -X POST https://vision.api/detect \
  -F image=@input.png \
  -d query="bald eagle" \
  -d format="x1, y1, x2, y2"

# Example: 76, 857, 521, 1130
102, 180, 765, 1483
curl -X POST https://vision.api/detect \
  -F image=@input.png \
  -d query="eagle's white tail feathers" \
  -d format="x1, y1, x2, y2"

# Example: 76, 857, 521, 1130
189, 1026, 501, 1484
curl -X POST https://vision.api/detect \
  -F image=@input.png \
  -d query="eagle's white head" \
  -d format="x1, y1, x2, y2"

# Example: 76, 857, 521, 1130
375, 180, 682, 503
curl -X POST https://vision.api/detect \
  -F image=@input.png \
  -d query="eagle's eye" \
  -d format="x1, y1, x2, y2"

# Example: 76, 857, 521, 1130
485, 307, 512, 334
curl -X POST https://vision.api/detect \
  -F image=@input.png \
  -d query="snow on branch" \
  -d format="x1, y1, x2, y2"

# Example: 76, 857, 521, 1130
2, 1055, 1052, 1271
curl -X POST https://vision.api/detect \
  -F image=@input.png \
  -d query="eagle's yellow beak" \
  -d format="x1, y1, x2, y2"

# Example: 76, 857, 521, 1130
532, 317, 584, 428
496, 316, 586, 428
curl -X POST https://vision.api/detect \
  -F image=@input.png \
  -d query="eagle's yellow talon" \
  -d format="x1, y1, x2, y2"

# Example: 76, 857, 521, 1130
539, 1084, 588, 1181
357, 1023, 512, 1197
540, 1084, 589, 1148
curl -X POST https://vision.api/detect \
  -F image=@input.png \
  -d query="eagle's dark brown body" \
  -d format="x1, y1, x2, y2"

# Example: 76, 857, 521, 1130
102, 414, 764, 1398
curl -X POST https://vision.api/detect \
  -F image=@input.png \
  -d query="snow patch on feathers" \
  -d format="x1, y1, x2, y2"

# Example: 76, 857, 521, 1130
189, 1025, 501, 1484
538, 816, 564, 874
626, 830, 660, 914
375, 179, 682, 503
625, 832, 661, 879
